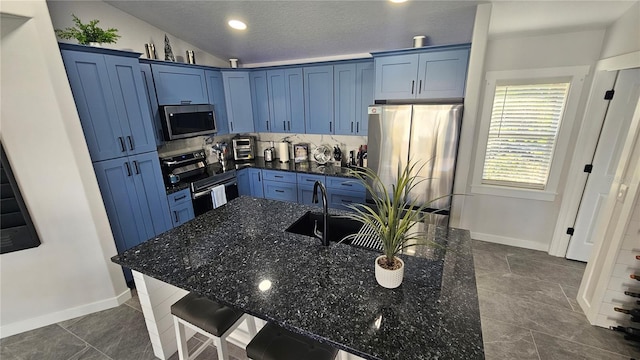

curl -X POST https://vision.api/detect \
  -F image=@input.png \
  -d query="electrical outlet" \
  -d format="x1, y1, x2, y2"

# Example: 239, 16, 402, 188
617, 184, 628, 202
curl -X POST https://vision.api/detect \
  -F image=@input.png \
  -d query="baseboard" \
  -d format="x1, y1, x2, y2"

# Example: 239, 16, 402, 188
471, 232, 550, 252
0, 289, 131, 338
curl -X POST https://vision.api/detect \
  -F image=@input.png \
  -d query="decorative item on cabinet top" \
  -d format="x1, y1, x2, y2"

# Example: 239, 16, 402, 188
55, 14, 120, 46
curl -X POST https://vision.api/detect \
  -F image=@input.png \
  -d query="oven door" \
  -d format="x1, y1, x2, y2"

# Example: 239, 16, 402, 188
192, 178, 239, 216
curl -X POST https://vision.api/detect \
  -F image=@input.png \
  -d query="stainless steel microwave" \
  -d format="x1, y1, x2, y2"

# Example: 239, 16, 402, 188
160, 104, 217, 141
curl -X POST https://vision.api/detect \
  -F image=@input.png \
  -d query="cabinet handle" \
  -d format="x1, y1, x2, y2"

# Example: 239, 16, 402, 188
342, 183, 353, 187
174, 195, 186, 201
230, 122, 234, 131
124, 162, 132, 176
275, 190, 284, 193
180, 100, 191, 104
329, 121, 332, 132
275, 175, 283, 178
288, 121, 291, 131
341, 199, 353, 203
132, 160, 140, 174
283, 121, 286, 131
356, 122, 359, 133
173, 211, 179, 223
351, 122, 353, 133
266, 121, 269, 131
118, 137, 126, 152
258, 172, 261, 181
419, 80, 422, 94
127, 136, 134, 150
411, 80, 415, 94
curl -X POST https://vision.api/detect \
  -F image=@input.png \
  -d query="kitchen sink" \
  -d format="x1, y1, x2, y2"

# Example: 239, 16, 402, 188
285, 211, 363, 244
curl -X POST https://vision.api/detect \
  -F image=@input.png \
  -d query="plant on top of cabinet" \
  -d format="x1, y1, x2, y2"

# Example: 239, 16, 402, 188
55, 14, 120, 45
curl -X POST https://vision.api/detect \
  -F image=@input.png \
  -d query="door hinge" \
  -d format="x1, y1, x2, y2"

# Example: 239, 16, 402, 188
584, 164, 593, 173
566, 227, 575, 235
604, 90, 615, 100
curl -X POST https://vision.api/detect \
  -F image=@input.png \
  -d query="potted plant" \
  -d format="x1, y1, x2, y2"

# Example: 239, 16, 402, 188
55, 14, 120, 46
343, 162, 443, 288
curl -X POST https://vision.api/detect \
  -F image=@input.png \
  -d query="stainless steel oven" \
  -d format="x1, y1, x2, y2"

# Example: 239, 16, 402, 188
191, 170, 239, 216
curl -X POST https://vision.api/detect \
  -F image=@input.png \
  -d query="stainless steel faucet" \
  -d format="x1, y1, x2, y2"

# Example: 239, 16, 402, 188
312, 181, 329, 246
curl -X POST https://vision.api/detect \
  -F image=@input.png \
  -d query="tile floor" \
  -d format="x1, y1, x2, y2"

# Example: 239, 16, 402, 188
1, 240, 638, 360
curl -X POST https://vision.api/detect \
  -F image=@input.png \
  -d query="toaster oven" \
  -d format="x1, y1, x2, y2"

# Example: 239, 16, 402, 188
232, 137, 256, 161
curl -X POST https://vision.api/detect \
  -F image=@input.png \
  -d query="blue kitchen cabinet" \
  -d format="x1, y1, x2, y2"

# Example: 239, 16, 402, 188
283, 68, 305, 133
249, 168, 264, 198
325, 175, 366, 211
304, 65, 334, 134
167, 189, 194, 227
334, 64, 357, 135
151, 64, 209, 105
222, 71, 255, 133
262, 170, 296, 203
297, 173, 325, 207
237, 169, 251, 196
355, 61, 374, 135
140, 63, 164, 146
205, 70, 230, 136
374, 47, 470, 100
251, 71, 271, 132
62, 50, 156, 162
267, 70, 286, 132
131, 152, 174, 235
416, 48, 469, 99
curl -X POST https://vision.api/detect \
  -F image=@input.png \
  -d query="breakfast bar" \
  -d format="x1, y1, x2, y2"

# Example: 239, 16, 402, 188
112, 196, 484, 360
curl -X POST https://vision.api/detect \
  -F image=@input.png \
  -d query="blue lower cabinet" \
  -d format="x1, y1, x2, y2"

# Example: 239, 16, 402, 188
262, 169, 297, 183
325, 176, 366, 193
296, 173, 325, 207
237, 169, 251, 196
327, 189, 365, 211
167, 188, 194, 227
264, 180, 297, 202
298, 187, 321, 207
248, 168, 264, 198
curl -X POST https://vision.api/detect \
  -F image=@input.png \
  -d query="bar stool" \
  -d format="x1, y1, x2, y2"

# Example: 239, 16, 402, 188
171, 292, 257, 360
246, 322, 340, 360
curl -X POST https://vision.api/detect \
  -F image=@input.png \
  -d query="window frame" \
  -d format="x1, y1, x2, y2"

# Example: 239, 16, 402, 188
471, 66, 590, 201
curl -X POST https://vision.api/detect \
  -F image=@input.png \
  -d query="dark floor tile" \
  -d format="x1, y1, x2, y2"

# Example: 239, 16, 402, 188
481, 318, 539, 360
478, 288, 637, 357
507, 256, 584, 288
476, 272, 572, 310
124, 292, 142, 313
57, 315, 86, 329
0, 346, 22, 360
228, 342, 249, 360
532, 331, 629, 360
472, 240, 586, 269
0, 324, 87, 360
167, 337, 218, 360
65, 304, 155, 360
559, 284, 583, 313
69, 346, 113, 360
472, 249, 510, 274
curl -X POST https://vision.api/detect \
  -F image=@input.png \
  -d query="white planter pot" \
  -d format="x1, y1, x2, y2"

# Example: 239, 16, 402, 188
374, 255, 404, 288
89, 42, 102, 47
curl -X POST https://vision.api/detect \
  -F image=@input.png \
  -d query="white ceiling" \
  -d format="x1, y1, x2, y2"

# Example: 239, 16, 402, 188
105, 0, 636, 65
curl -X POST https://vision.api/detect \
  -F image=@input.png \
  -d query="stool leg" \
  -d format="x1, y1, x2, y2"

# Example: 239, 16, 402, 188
213, 336, 229, 360
173, 316, 189, 360
245, 315, 257, 337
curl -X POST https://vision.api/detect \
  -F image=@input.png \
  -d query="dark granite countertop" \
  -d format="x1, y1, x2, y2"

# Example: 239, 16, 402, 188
112, 196, 483, 359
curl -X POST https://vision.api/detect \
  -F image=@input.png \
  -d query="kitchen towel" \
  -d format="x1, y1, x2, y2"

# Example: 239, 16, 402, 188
211, 184, 227, 209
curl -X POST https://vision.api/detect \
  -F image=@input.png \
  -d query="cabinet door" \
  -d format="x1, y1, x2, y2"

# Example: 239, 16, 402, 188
93, 158, 148, 253
251, 71, 271, 132
249, 169, 264, 198
416, 49, 469, 99
169, 202, 195, 227
105, 56, 157, 156
327, 189, 365, 211
130, 152, 172, 237
304, 66, 334, 134
263, 180, 297, 202
334, 63, 357, 135
222, 71, 255, 133
205, 70, 230, 135
355, 61, 374, 135
61, 50, 126, 162
297, 186, 321, 207
374, 54, 419, 100
151, 64, 208, 105
140, 64, 165, 145
284, 68, 305, 133
237, 169, 251, 196
267, 70, 287, 133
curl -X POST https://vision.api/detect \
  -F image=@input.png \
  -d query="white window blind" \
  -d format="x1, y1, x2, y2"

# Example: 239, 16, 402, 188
482, 82, 570, 189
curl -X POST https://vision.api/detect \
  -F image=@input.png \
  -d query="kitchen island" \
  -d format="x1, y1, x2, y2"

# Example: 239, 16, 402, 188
112, 196, 484, 360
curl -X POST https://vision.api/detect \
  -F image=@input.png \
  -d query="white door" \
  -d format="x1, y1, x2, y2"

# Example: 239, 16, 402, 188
566, 68, 640, 261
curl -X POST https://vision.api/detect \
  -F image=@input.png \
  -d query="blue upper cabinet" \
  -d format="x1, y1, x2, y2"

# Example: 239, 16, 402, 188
284, 68, 305, 133
205, 70, 230, 135
151, 64, 209, 105
304, 65, 334, 134
222, 71, 255, 133
140, 64, 164, 146
251, 71, 271, 132
61, 50, 157, 162
374, 54, 420, 100
416, 48, 469, 99
266, 70, 286, 133
355, 61, 374, 135
334, 63, 357, 135
374, 46, 470, 100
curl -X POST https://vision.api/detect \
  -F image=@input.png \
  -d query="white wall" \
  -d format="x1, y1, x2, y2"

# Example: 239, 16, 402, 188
599, 2, 640, 59
0, 0, 129, 337
459, 28, 606, 251
47, 0, 228, 67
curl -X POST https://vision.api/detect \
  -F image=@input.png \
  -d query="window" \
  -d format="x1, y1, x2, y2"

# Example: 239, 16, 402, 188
472, 66, 589, 201
482, 82, 570, 189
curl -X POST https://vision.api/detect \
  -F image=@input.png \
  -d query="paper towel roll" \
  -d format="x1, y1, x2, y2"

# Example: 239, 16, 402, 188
278, 142, 290, 163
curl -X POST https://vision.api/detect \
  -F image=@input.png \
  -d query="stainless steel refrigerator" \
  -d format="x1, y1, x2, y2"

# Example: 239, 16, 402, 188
367, 104, 463, 226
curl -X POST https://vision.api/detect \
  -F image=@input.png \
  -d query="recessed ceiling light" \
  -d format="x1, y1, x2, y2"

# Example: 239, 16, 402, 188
228, 20, 247, 30
389, 0, 408, 3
